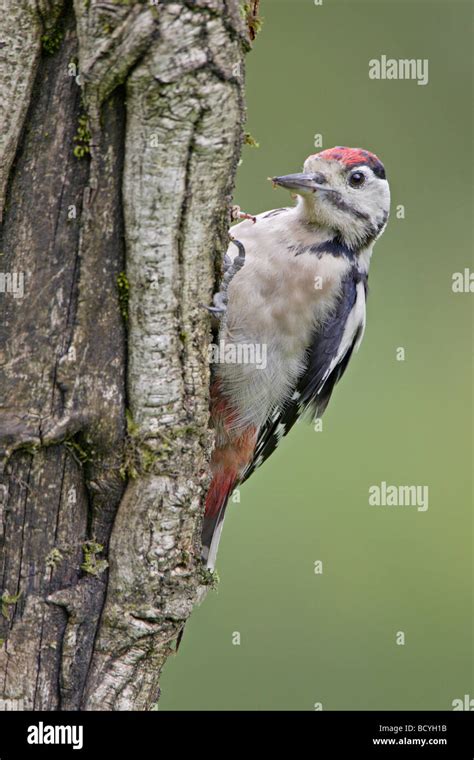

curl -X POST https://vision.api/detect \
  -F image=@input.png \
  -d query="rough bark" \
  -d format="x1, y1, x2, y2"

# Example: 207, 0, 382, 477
0, 0, 248, 711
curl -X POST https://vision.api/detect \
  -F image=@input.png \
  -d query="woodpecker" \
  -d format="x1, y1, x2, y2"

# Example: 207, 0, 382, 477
202, 146, 390, 570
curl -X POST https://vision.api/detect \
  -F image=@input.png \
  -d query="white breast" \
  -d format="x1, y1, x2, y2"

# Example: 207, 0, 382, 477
215, 208, 356, 432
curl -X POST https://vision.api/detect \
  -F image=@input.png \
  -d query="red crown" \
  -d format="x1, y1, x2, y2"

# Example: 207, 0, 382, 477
311, 146, 386, 178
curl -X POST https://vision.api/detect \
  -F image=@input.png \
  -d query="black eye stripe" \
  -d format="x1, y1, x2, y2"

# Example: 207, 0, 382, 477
371, 163, 386, 179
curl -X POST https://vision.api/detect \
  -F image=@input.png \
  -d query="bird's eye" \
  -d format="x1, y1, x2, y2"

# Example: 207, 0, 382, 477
348, 171, 365, 188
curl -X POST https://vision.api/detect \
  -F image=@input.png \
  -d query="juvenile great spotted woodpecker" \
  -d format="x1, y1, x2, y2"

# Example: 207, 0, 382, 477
202, 147, 390, 569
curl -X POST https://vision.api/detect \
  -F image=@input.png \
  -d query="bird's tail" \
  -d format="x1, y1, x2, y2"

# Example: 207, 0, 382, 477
201, 469, 237, 570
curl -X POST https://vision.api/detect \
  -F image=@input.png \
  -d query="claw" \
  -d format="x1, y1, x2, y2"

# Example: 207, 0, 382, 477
231, 205, 257, 224
203, 291, 227, 316
202, 303, 226, 316
229, 237, 246, 263
204, 239, 247, 321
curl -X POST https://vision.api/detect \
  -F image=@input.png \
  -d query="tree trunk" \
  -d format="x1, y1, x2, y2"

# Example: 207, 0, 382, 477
0, 0, 248, 711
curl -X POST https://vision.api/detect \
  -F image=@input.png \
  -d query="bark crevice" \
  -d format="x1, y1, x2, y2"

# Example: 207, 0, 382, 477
0, 0, 249, 711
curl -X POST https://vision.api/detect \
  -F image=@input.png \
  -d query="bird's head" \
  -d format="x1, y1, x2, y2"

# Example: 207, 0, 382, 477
271, 147, 390, 250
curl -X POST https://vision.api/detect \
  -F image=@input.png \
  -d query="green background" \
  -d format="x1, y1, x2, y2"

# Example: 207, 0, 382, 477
161, 0, 473, 710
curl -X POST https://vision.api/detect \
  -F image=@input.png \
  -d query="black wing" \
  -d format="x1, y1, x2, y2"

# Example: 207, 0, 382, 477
241, 269, 367, 483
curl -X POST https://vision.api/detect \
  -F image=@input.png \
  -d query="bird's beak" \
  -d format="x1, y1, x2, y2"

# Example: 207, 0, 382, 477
270, 173, 332, 195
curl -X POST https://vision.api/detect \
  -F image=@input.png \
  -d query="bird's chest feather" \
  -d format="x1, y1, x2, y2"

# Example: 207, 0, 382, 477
216, 235, 356, 430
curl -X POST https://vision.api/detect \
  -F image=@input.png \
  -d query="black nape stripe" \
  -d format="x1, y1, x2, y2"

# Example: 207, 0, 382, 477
371, 163, 386, 180
309, 237, 356, 258
291, 235, 356, 259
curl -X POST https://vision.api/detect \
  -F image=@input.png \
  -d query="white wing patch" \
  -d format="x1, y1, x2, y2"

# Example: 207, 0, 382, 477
275, 422, 286, 441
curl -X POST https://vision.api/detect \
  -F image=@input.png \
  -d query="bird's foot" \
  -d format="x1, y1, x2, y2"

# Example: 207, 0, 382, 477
231, 205, 257, 224
203, 239, 247, 320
